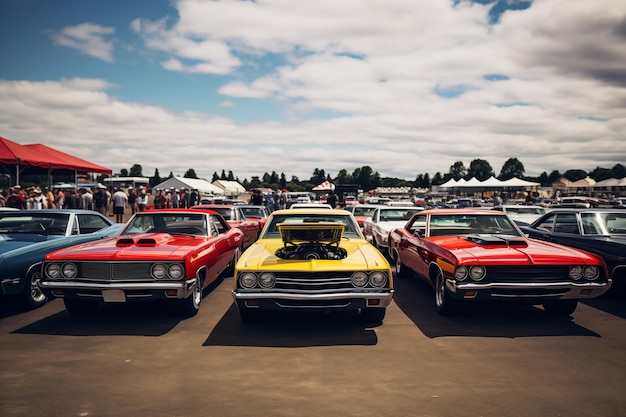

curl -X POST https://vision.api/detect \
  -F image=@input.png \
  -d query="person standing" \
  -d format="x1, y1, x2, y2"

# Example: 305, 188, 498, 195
137, 189, 148, 212
81, 188, 93, 210
128, 188, 138, 215
94, 187, 108, 215
110, 188, 128, 223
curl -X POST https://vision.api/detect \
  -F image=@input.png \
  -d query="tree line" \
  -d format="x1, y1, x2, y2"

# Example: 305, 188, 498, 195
104, 159, 626, 193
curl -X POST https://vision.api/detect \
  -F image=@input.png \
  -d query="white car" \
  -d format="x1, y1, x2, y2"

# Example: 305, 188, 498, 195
362, 206, 424, 251
289, 203, 333, 210
492, 205, 548, 225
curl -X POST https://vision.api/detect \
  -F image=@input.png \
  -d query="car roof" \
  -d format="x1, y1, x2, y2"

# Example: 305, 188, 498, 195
421, 208, 503, 215
271, 208, 351, 215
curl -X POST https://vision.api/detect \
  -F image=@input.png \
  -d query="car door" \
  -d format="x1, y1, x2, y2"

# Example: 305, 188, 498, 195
398, 213, 429, 278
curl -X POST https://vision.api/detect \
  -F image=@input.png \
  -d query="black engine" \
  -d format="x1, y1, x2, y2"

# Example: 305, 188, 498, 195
275, 243, 347, 260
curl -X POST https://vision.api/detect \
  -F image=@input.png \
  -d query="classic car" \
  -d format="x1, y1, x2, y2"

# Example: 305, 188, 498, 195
233, 208, 393, 323
520, 208, 626, 295
40, 209, 243, 316
343, 204, 379, 228
388, 209, 611, 316
0, 209, 123, 308
491, 205, 548, 225
362, 206, 424, 251
239, 205, 271, 229
191, 204, 261, 249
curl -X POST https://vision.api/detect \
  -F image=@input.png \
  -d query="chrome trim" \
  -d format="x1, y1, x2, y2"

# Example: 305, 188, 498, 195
41, 278, 198, 299
446, 279, 612, 299
232, 290, 394, 307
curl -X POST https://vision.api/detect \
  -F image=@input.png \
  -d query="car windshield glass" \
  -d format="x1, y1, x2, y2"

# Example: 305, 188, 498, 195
263, 213, 361, 239
582, 212, 626, 234
379, 208, 422, 221
352, 206, 378, 216
241, 207, 266, 217
0, 213, 69, 236
123, 213, 207, 236
429, 214, 521, 237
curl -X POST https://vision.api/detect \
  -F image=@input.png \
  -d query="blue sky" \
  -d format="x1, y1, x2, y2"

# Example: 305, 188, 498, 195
1, 0, 625, 182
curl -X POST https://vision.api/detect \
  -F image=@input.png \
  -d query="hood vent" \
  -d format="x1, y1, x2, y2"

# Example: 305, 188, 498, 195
465, 235, 528, 247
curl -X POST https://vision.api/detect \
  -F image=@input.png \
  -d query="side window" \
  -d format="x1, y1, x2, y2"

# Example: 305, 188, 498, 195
211, 215, 228, 235
409, 214, 427, 236
537, 214, 557, 232
553, 214, 580, 234
77, 214, 109, 234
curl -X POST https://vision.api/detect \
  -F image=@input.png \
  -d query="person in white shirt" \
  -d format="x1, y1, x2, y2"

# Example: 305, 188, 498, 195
110, 188, 128, 223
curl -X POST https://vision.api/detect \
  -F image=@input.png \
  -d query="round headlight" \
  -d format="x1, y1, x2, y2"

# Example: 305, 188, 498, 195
46, 263, 62, 279
239, 272, 258, 289
62, 263, 77, 279
258, 272, 276, 288
469, 266, 486, 281
351, 272, 368, 287
369, 271, 387, 287
569, 266, 583, 280
583, 266, 599, 281
168, 264, 184, 280
152, 264, 168, 279
455, 266, 468, 281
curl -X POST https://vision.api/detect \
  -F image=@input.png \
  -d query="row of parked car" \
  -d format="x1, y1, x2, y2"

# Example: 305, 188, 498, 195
1, 200, 624, 323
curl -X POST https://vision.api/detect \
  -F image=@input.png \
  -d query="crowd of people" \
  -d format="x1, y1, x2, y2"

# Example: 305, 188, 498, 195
0, 184, 154, 223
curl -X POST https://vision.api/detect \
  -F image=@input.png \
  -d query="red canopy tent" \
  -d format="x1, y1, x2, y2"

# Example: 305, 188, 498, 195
0, 136, 112, 186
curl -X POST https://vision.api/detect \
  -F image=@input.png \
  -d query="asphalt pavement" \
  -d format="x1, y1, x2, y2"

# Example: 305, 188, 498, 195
1, 275, 625, 417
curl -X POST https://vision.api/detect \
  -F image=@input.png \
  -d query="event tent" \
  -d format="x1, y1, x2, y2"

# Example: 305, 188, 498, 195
312, 180, 335, 191
0, 136, 112, 185
152, 177, 224, 196
439, 176, 540, 189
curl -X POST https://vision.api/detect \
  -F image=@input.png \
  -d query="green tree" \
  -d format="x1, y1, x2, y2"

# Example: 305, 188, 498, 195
212, 172, 219, 182
120, 168, 129, 177
611, 163, 626, 178
220, 170, 227, 180
448, 161, 466, 180
184, 169, 198, 178
311, 168, 326, 185
227, 170, 235, 181
129, 164, 143, 177
467, 159, 494, 181
150, 168, 161, 188
279, 173, 287, 190
547, 170, 561, 183
563, 169, 587, 182
498, 158, 525, 180
432, 172, 444, 185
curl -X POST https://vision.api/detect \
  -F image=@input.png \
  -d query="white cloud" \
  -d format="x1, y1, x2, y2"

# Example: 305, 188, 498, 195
52, 23, 115, 62
4, 0, 626, 181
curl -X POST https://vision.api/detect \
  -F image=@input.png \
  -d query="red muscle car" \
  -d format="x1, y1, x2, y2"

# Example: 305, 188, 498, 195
191, 204, 261, 249
388, 209, 611, 316
40, 209, 244, 316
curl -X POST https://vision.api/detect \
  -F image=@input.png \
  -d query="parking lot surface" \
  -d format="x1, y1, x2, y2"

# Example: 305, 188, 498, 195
1, 276, 625, 417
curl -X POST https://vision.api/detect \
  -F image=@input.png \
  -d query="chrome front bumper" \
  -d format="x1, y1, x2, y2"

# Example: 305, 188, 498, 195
233, 290, 394, 307
40, 278, 198, 300
448, 279, 612, 300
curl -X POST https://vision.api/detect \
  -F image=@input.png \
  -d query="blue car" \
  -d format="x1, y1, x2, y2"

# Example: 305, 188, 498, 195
0, 209, 123, 308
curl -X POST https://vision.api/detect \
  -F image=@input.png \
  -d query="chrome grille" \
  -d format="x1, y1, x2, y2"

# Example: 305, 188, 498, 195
485, 266, 571, 283
73, 262, 155, 281
249, 271, 390, 294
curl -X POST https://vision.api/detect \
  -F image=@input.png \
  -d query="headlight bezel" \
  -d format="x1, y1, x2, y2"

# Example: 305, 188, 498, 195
582, 265, 599, 281
45, 263, 62, 280
151, 264, 168, 280
369, 271, 388, 288
61, 263, 78, 279
351, 271, 369, 287
239, 272, 258, 289
569, 266, 583, 281
258, 272, 276, 288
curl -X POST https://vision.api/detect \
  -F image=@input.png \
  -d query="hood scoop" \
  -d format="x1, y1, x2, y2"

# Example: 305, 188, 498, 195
465, 234, 528, 247
116, 234, 171, 247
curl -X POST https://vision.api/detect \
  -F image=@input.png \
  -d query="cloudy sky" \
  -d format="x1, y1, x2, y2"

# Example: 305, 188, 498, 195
1, 0, 625, 182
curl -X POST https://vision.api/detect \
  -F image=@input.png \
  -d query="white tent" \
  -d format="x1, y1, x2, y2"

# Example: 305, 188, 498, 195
212, 180, 246, 196
153, 177, 224, 196
499, 177, 540, 187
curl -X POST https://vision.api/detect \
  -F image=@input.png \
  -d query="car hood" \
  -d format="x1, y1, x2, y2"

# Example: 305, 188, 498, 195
239, 238, 389, 271
0, 233, 65, 257
44, 233, 209, 261
431, 235, 603, 265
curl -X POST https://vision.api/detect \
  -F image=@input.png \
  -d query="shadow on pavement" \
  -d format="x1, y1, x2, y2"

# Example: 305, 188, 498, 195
393, 275, 601, 338
11, 301, 183, 337
582, 295, 626, 319
204, 304, 379, 348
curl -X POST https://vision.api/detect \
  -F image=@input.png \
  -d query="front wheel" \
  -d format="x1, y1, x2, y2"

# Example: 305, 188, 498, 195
176, 279, 202, 317
435, 269, 459, 316
23, 267, 47, 309
543, 300, 577, 316
394, 252, 410, 279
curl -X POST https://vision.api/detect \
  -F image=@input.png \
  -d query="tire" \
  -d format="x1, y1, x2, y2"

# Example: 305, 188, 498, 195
177, 278, 202, 317
23, 267, 47, 309
394, 252, 410, 279
361, 308, 386, 323
543, 300, 577, 316
64, 298, 99, 315
435, 269, 459, 316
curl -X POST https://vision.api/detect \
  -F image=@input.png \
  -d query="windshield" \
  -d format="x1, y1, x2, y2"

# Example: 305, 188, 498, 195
581, 212, 626, 235
378, 208, 423, 221
240, 207, 266, 218
123, 213, 207, 236
263, 213, 361, 239
352, 206, 378, 216
429, 214, 521, 237
0, 213, 70, 236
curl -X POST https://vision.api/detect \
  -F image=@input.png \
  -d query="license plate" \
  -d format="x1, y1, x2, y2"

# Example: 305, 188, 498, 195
102, 289, 126, 302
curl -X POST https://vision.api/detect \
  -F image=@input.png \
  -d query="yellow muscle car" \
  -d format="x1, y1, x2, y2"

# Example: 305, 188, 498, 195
233, 209, 393, 323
